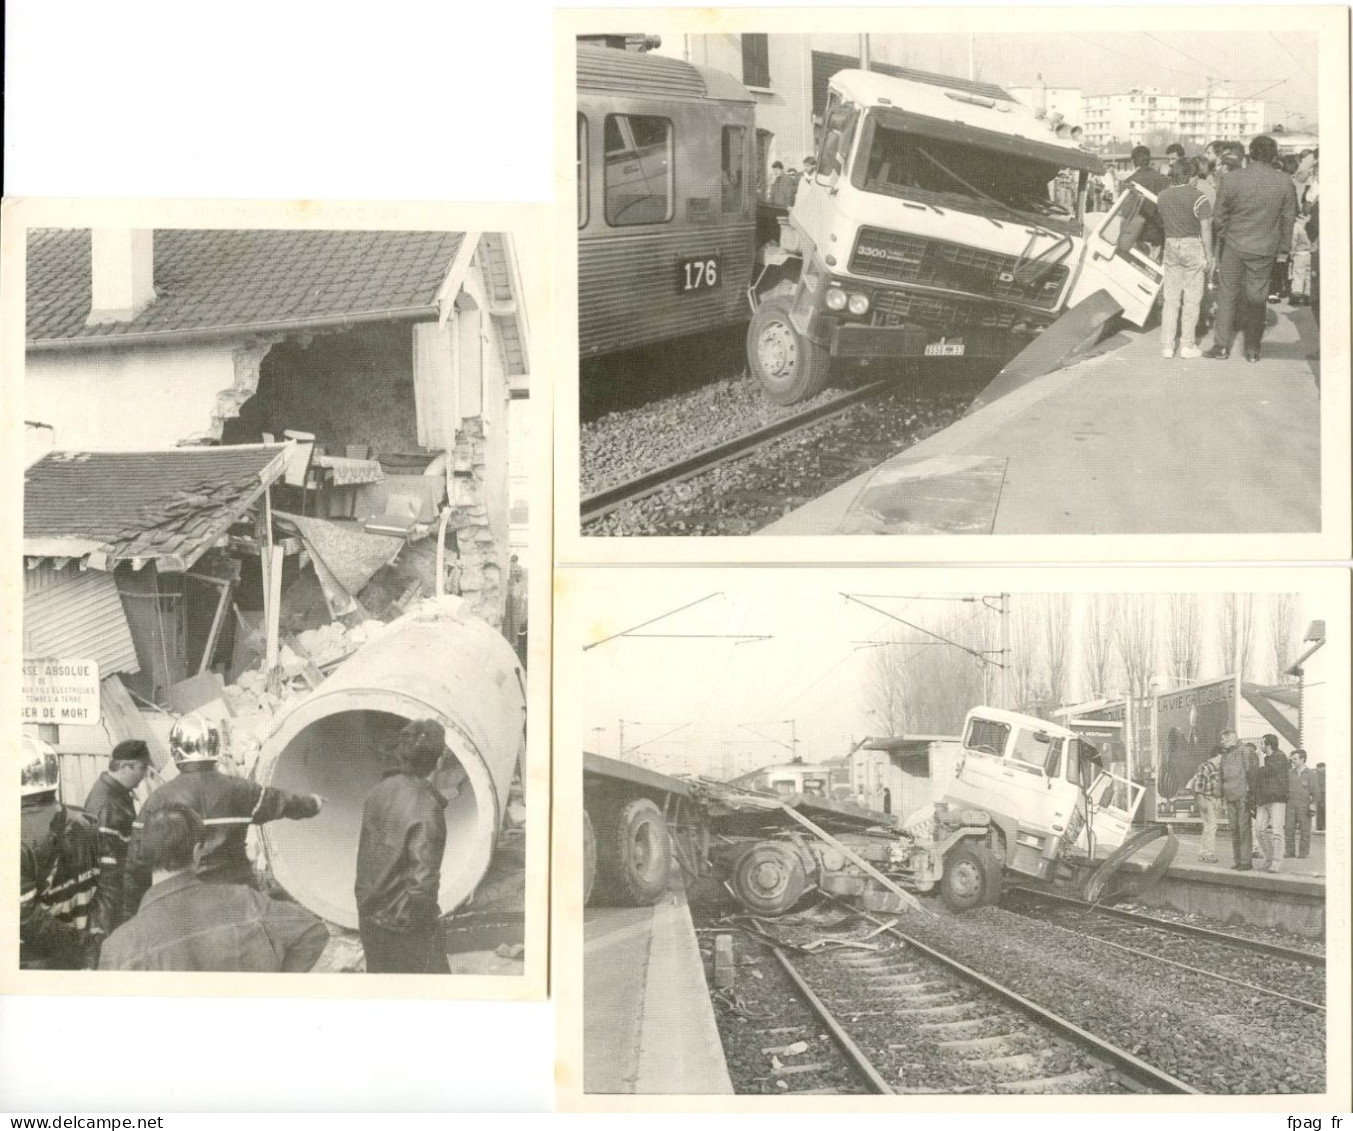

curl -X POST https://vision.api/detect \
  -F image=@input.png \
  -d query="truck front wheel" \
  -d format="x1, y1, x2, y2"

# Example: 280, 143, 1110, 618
730, 841, 808, 916
941, 843, 1003, 912
748, 296, 831, 406
596, 797, 671, 906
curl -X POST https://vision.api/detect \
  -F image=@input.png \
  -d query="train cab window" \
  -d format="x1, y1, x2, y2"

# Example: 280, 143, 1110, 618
721, 125, 747, 212
577, 114, 588, 228
604, 113, 673, 226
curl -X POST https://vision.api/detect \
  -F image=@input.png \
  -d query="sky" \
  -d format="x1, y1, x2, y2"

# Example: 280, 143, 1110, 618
653, 29, 1320, 131
573, 570, 1319, 778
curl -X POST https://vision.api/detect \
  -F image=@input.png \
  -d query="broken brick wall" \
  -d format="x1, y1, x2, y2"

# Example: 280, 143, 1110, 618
447, 418, 509, 630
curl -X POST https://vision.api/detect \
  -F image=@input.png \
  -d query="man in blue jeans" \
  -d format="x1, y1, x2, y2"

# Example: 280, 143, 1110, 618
1206, 135, 1298, 362
1157, 160, 1213, 358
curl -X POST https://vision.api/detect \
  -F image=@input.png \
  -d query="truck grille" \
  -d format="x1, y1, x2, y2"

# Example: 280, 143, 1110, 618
871, 288, 1030, 332
849, 227, 1068, 310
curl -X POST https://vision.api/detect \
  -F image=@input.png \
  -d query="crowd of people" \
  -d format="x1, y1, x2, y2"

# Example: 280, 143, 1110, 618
1186, 730, 1324, 872
1114, 136, 1319, 363
19, 715, 455, 975
764, 155, 818, 207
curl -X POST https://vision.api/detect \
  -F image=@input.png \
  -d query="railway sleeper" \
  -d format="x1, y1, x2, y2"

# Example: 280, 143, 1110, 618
997, 1069, 1108, 1094
959, 1049, 1055, 1075
918, 1017, 1011, 1038
894, 990, 964, 1009
895, 1000, 983, 1019
938, 1033, 1028, 1055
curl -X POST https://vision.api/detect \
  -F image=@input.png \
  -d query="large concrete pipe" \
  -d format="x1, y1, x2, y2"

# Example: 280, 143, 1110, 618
258, 596, 526, 928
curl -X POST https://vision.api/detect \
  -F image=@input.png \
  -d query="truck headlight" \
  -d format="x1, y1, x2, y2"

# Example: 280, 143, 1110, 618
824, 288, 848, 311
847, 292, 871, 316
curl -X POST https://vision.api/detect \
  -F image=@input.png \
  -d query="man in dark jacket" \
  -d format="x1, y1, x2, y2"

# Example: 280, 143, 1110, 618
1284, 748, 1315, 859
1205, 134, 1299, 361
124, 714, 322, 919
355, 719, 451, 974
83, 739, 151, 937
1252, 735, 1289, 873
1122, 145, 1171, 254
101, 805, 328, 972
1217, 729, 1259, 870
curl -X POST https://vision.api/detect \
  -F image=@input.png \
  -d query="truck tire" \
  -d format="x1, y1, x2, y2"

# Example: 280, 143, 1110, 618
747, 296, 831, 406
596, 797, 671, 906
730, 841, 808, 916
583, 811, 597, 907
941, 843, 1002, 912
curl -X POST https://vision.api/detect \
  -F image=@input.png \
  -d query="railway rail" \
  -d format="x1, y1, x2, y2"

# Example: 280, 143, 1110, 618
580, 381, 891, 524
767, 922, 1199, 1095
1006, 886, 1324, 963
1001, 888, 1324, 1012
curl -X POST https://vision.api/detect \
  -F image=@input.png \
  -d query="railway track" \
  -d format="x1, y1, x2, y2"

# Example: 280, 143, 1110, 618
581, 380, 891, 524
1002, 888, 1325, 1010
769, 924, 1198, 1095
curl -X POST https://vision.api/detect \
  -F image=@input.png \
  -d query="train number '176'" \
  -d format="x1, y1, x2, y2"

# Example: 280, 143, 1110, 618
677, 255, 721, 294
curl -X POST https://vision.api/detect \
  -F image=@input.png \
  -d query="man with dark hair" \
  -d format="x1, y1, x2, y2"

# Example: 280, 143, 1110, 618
1205, 134, 1298, 361
1165, 142, 1186, 164
1122, 145, 1170, 253
1157, 160, 1213, 359
1253, 735, 1289, 873
99, 805, 328, 972
355, 719, 451, 974
767, 161, 795, 207
1284, 749, 1315, 859
83, 739, 152, 937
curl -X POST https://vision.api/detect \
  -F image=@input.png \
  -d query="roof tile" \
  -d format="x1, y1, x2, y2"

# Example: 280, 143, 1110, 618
27, 229, 466, 345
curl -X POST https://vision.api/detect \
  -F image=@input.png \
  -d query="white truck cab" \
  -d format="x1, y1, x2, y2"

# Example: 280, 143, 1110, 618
945, 705, 1143, 882
748, 68, 1164, 404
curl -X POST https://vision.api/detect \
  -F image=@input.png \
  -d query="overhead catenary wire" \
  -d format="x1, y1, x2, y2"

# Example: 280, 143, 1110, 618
583, 591, 723, 651
842, 593, 1005, 668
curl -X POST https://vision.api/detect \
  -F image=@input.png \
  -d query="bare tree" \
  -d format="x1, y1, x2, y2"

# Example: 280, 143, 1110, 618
1080, 595, 1118, 699
864, 630, 910, 735
1039, 594, 1072, 710
1215, 594, 1257, 681
1164, 594, 1203, 686
1269, 594, 1300, 683
1115, 595, 1159, 698
1007, 598, 1049, 716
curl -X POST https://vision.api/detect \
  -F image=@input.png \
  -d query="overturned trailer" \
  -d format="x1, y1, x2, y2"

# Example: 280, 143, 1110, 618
259, 596, 527, 928
584, 705, 1175, 918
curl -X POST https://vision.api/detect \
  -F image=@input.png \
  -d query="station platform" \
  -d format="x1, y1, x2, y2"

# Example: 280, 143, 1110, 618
584, 884, 733, 1095
1120, 828, 1326, 938
762, 302, 1321, 537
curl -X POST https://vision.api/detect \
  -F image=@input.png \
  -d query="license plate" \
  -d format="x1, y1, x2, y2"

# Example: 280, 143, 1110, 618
924, 342, 965, 357
677, 255, 721, 294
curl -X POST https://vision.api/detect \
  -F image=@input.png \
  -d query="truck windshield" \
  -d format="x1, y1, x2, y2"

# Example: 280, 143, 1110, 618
854, 111, 1077, 230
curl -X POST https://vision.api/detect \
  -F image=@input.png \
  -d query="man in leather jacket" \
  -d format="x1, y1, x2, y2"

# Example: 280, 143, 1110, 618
355, 719, 451, 974
83, 739, 151, 935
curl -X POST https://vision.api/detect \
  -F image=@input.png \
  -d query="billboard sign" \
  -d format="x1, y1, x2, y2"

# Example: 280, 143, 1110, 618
1154, 676, 1238, 799
21, 658, 101, 726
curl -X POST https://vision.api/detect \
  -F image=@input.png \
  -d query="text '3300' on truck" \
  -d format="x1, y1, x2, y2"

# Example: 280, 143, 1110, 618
749, 69, 1163, 404
583, 706, 1175, 918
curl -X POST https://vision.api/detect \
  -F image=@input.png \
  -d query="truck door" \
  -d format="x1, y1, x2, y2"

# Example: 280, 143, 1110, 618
1084, 769, 1145, 850
1068, 182, 1164, 325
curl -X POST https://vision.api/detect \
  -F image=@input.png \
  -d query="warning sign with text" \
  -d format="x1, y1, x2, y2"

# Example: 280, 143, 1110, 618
22, 659, 101, 725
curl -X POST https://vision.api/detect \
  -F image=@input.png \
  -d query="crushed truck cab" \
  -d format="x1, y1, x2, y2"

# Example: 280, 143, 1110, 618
747, 68, 1164, 404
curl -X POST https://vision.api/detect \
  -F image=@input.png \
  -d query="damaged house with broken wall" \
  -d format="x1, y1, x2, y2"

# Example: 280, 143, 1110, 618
21, 227, 531, 935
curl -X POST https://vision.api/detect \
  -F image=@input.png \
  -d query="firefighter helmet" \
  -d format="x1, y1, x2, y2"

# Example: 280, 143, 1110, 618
20, 735, 61, 798
169, 713, 221, 766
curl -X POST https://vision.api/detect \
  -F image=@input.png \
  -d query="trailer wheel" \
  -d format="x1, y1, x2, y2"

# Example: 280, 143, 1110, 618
748, 297, 831, 406
583, 811, 597, 907
731, 841, 808, 916
941, 843, 1001, 912
596, 797, 671, 906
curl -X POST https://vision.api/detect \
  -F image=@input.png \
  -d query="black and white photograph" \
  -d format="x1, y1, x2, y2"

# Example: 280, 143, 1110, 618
554, 566, 1348, 1105
7, 201, 547, 994
567, 16, 1348, 551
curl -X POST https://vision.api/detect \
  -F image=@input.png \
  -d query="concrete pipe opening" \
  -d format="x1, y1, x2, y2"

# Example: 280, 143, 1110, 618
258, 598, 526, 929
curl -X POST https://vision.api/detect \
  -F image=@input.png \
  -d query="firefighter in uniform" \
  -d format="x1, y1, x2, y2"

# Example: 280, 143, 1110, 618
123, 713, 322, 918
19, 737, 102, 969
82, 738, 152, 935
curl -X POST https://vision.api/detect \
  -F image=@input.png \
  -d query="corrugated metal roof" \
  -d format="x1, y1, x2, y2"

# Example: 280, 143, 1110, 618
24, 444, 288, 571
23, 565, 139, 676
578, 43, 710, 99
27, 229, 464, 347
